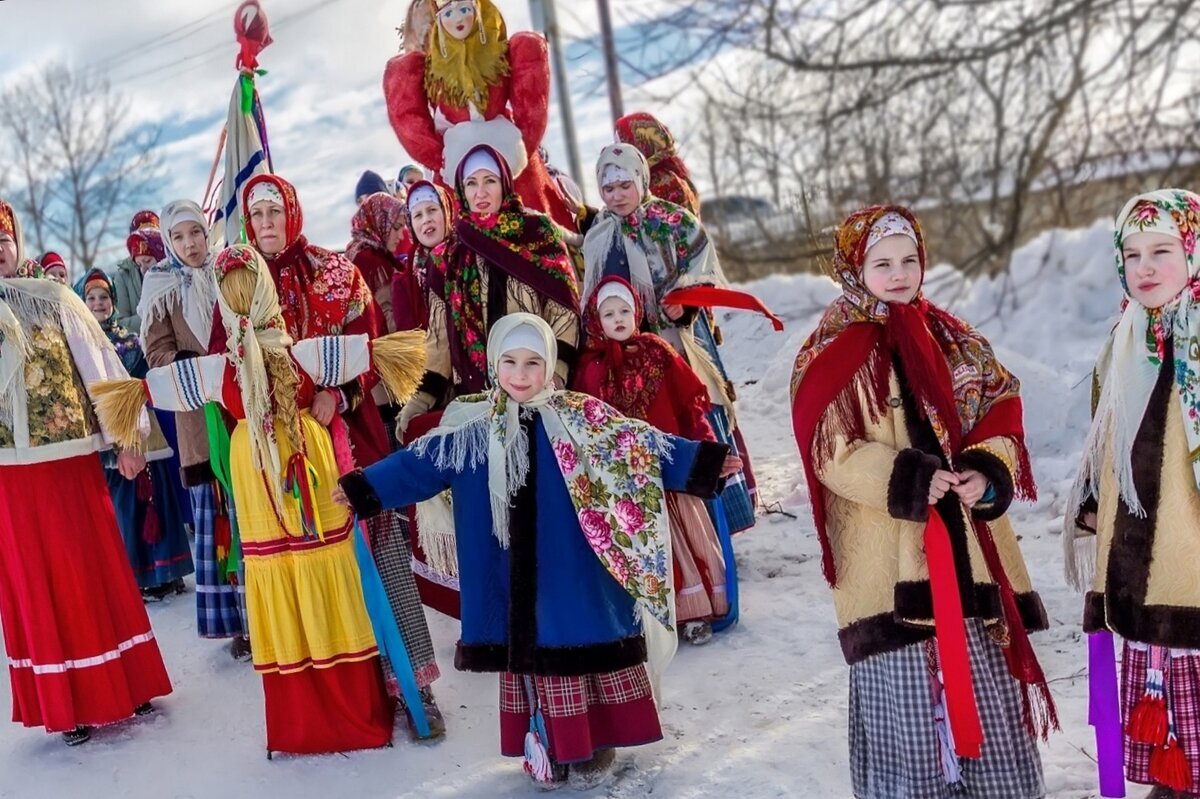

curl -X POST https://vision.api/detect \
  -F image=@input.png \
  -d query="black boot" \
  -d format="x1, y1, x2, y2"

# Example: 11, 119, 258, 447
134, 702, 155, 716
61, 726, 91, 746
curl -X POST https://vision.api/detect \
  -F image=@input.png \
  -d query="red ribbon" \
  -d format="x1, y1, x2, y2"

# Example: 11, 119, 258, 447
925, 510, 983, 759
662, 286, 785, 331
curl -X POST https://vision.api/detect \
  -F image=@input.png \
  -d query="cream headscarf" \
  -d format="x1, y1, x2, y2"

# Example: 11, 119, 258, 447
139, 199, 218, 347
582, 144, 656, 314
214, 244, 295, 510
1065, 188, 1200, 589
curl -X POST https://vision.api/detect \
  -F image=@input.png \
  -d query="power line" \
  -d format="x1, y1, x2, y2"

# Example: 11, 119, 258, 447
86, 1, 242, 75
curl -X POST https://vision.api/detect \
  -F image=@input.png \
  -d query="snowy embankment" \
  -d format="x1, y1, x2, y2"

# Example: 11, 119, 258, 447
0, 221, 1120, 798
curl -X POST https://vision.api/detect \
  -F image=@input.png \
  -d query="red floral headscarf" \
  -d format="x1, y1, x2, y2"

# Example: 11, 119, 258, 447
346, 192, 406, 263
242, 173, 373, 338
615, 112, 701, 217
126, 229, 166, 262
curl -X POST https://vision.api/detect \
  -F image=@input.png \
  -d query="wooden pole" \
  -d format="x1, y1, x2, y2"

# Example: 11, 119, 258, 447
596, 0, 624, 125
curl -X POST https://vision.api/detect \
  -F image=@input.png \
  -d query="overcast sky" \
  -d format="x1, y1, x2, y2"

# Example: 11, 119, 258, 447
0, 0, 708, 258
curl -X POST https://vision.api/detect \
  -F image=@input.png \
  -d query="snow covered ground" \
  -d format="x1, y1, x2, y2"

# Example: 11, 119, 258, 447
1, 220, 1125, 798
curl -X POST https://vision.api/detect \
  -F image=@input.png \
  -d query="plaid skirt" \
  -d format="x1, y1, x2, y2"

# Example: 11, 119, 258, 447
848, 621, 1045, 799
367, 511, 439, 691
1121, 641, 1200, 787
192, 484, 246, 639
498, 665, 662, 764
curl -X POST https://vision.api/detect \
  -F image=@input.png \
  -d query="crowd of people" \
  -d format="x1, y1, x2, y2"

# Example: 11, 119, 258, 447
0, 1, 1197, 797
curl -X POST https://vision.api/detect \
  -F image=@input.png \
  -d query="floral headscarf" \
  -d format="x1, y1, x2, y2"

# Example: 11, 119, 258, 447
126, 229, 166, 263
412, 311, 676, 629
346, 192, 406, 263
129, 209, 160, 233
615, 112, 701, 217
242, 173, 373, 339
1069, 190, 1200, 576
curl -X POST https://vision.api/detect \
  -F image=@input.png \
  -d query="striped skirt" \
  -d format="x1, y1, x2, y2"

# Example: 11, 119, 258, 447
366, 510, 440, 691
191, 484, 246, 639
848, 621, 1044, 799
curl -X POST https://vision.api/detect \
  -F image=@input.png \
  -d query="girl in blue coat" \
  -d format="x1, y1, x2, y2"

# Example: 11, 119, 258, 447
338, 312, 738, 790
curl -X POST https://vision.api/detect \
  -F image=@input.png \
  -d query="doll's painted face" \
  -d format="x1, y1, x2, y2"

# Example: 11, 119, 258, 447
598, 295, 636, 342
464, 170, 503, 215
411, 202, 448, 248
601, 180, 642, 218
249, 200, 287, 256
862, 235, 921, 304
170, 221, 209, 269
85, 287, 114, 322
439, 1, 477, 41
497, 348, 548, 403
1122, 231, 1191, 309
0, 234, 20, 277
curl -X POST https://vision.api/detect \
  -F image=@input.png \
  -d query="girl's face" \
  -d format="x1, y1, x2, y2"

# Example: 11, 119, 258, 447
601, 180, 642, 218
464, 170, 502, 215
411, 202, 448, 248
1122, 231, 1191, 309
44, 264, 68, 283
170, 221, 209, 268
85, 287, 113, 321
135, 254, 158, 273
0, 234, 18, 277
598, 296, 636, 342
862, 235, 922, 304
439, 0, 477, 41
403, 171, 422, 189
497, 348, 547, 403
249, 200, 286, 256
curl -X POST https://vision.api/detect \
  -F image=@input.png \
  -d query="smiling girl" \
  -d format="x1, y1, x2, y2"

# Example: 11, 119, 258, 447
791, 205, 1054, 799
1067, 189, 1200, 799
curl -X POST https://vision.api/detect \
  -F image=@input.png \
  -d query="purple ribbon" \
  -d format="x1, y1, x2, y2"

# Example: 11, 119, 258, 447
1089, 630, 1126, 797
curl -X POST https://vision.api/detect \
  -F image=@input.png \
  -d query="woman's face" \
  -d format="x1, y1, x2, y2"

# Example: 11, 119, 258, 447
249, 200, 287, 256
598, 296, 636, 342
1122, 231, 1191, 309
386, 216, 407, 253
601, 180, 642, 218
85, 287, 113, 321
497, 348, 547, 403
170, 221, 209, 269
463, 170, 502, 215
862, 235, 922, 304
403, 170, 422, 189
0, 234, 18, 277
411, 202, 448, 248
439, 0, 477, 41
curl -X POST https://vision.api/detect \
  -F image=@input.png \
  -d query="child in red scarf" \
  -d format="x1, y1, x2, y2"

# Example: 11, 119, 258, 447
574, 276, 729, 644
790, 205, 1055, 798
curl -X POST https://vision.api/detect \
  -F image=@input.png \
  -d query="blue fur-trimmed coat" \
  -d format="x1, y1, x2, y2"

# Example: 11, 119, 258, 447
341, 414, 728, 677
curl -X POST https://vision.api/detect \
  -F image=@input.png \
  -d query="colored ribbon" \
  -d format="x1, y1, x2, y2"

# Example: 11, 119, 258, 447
1089, 630, 1127, 797
925, 510, 983, 758
662, 286, 785, 331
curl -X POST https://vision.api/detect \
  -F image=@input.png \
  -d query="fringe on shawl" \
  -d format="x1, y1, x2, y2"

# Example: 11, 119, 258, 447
416, 491, 459, 577
809, 344, 893, 471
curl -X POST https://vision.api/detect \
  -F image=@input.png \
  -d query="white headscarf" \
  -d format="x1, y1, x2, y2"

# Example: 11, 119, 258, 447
139, 199, 218, 347
1065, 188, 1200, 589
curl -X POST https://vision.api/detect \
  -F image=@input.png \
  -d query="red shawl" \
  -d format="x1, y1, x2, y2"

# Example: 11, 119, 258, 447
789, 204, 1053, 751
574, 275, 713, 440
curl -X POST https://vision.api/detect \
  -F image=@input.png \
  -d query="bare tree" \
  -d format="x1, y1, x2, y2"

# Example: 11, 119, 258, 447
588, 0, 1200, 280
0, 61, 163, 271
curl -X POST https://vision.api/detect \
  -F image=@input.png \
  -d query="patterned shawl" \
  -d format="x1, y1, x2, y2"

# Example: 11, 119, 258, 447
616, 112, 701, 217
411, 312, 676, 629
346, 192, 406, 264
579, 275, 678, 423
1066, 189, 1200, 587
242, 174, 373, 338
139, 199, 219, 347
789, 204, 1034, 585
445, 144, 579, 387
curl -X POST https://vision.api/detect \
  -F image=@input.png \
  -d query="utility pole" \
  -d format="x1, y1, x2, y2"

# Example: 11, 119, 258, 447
530, 0, 583, 183
596, 0, 624, 125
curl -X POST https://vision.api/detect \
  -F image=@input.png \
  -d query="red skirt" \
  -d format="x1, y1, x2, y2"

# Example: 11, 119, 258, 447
499, 665, 662, 764
0, 455, 172, 733
262, 658, 394, 755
